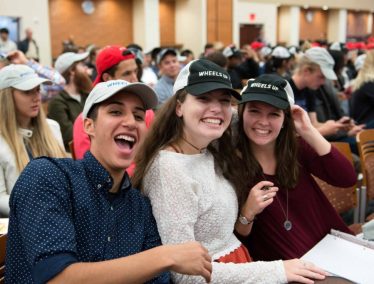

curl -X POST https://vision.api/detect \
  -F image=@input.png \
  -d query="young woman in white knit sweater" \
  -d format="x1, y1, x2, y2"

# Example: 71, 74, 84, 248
132, 59, 326, 283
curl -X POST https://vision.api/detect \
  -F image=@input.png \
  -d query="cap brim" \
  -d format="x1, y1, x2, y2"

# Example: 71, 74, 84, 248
77, 52, 90, 61
121, 84, 158, 109
321, 67, 337, 80
185, 82, 241, 100
239, 92, 289, 109
13, 77, 51, 91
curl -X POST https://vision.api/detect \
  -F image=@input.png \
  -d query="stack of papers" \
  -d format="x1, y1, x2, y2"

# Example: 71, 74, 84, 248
302, 230, 374, 284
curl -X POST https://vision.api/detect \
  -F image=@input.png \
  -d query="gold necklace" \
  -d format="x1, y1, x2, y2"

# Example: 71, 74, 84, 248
262, 173, 292, 231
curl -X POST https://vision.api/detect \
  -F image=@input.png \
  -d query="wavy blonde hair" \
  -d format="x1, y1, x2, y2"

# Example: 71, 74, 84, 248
352, 50, 374, 91
0, 87, 66, 173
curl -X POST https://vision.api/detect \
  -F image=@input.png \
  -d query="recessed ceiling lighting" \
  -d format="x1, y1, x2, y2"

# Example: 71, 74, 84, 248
303, 5, 309, 9
322, 6, 328, 11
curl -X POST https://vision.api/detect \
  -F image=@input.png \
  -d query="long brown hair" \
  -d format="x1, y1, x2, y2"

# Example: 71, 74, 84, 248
132, 89, 244, 203
0, 87, 66, 173
236, 102, 299, 204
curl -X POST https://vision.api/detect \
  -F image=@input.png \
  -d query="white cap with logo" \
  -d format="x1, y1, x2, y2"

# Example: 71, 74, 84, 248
54, 52, 89, 74
0, 64, 51, 91
83, 80, 158, 118
304, 47, 337, 80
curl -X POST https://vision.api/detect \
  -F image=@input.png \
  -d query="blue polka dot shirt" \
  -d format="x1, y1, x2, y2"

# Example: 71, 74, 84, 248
5, 151, 170, 283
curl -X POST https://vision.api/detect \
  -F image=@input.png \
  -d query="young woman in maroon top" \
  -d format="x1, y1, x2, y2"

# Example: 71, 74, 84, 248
235, 74, 356, 261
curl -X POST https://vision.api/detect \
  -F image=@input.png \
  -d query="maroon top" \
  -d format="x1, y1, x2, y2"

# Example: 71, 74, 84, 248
242, 139, 356, 261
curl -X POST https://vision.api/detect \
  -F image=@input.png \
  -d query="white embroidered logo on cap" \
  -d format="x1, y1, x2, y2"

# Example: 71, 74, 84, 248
106, 81, 128, 88
19, 71, 35, 78
198, 71, 229, 79
251, 82, 279, 91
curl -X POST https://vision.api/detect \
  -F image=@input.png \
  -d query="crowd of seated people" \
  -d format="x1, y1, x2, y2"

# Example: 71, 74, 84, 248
1, 35, 374, 282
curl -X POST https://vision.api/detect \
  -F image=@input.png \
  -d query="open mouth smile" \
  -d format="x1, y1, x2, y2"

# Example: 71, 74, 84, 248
114, 134, 137, 150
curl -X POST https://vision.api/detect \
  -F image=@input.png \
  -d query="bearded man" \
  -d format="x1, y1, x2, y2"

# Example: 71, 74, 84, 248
48, 52, 92, 150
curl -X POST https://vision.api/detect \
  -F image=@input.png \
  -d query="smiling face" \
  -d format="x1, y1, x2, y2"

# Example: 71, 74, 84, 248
242, 101, 285, 150
13, 86, 41, 128
159, 54, 180, 80
84, 92, 146, 176
176, 90, 232, 148
113, 59, 138, 83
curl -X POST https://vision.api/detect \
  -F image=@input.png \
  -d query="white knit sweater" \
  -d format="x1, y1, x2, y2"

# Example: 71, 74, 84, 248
143, 150, 287, 283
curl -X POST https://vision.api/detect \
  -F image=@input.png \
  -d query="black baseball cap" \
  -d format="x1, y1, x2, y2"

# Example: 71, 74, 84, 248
156, 48, 177, 64
173, 59, 240, 100
239, 74, 294, 109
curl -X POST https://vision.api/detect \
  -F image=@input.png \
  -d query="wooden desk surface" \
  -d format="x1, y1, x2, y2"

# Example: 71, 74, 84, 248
315, 276, 355, 284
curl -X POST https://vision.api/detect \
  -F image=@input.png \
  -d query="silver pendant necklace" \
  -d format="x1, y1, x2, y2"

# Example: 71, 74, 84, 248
262, 173, 292, 231
276, 187, 292, 231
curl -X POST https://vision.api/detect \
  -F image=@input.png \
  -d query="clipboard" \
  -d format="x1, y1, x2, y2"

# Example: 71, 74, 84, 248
302, 229, 374, 284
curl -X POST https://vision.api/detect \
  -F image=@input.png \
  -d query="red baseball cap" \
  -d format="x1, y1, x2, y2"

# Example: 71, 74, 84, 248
250, 41, 265, 50
366, 42, 374, 50
93, 45, 135, 86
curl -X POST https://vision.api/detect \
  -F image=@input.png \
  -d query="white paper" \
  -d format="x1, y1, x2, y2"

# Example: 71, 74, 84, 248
302, 234, 374, 284
0, 218, 8, 235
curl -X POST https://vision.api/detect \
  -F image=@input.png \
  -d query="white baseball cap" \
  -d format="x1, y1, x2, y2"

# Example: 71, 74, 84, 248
0, 64, 51, 90
354, 54, 367, 71
329, 42, 342, 51
304, 47, 337, 80
260, 46, 272, 57
54, 52, 89, 74
83, 80, 158, 118
271, 46, 291, 59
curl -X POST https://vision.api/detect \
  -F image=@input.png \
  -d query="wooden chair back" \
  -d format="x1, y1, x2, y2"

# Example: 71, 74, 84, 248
0, 234, 7, 283
357, 129, 374, 199
314, 142, 357, 214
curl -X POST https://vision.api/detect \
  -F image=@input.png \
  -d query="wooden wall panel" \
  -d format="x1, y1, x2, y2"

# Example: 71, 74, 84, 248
299, 9, 328, 42
347, 11, 369, 38
207, 0, 232, 45
207, 0, 217, 43
49, 0, 133, 59
159, 0, 176, 47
